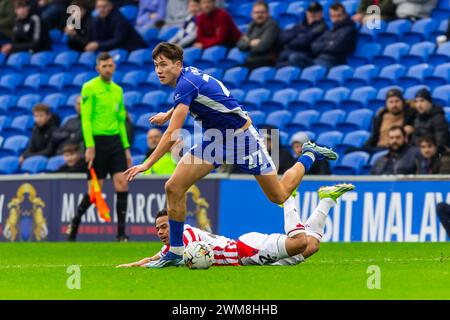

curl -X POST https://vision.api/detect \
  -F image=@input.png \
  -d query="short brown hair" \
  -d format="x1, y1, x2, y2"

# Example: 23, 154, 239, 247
14, 0, 30, 8
32, 103, 51, 114
63, 143, 81, 154
96, 51, 113, 64
417, 135, 437, 146
152, 42, 183, 63
389, 125, 406, 136
330, 2, 346, 12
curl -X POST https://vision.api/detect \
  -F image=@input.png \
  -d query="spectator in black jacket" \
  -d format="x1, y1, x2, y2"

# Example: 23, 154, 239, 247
52, 96, 83, 155
20, 103, 61, 164
364, 89, 416, 153
0, 0, 15, 41
277, 1, 327, 68
57, 143, 87, 173
1, 0, 51, 55
290, 3, 358, 68
38, 0, 70, 29
65, 0, 92, 51
236, 1, 280, 70
291, 131, 331, 175
85, 0, 147, 52
370, 126, 418, 175
412, 88, 449, 149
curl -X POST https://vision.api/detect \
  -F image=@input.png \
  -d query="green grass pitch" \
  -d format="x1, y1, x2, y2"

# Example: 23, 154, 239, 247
0, 242, 449, 300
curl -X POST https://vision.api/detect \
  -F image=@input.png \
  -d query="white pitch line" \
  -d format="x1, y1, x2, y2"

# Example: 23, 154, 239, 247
0, 264, 114, 269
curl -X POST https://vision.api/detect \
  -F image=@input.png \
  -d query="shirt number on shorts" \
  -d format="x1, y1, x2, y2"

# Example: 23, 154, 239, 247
202, 74, 230, 97
243, 150, 263, 169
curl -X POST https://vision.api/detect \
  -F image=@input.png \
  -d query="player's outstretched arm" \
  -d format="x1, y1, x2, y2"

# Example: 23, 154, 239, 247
116, 253, 161, 268
124, 104, 189, 181
150, 107, 174, 126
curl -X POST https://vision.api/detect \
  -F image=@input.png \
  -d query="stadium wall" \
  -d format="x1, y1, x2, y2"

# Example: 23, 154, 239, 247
0, 175, 448, 242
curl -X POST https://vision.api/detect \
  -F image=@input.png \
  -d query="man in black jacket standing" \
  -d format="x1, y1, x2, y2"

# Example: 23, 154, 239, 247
85, 0, 147, 52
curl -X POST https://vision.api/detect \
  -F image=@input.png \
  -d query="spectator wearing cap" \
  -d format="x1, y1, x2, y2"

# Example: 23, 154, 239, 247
352, 0, 396, 24
194, 0, 241, 49
364, 89, 416, 153
237, 1, 280, 70
289, 2, 358, 68
412, 88, 449, 149
393, 0, 437, 20
291, 132, 331, 175
277, 1, 328, 68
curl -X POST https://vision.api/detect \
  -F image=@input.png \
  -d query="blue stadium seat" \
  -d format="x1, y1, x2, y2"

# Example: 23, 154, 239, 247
230, 89, 245, 103
428, 42, 450, 66
0, 95, 17, 114
316, 65, 354, 90
261, 88, 298, 112
43, 93, 67, 111
109, 48, 128, 67
119, 5, 138, 21
315, 87, 350, 111
285, 110, 320, 133
291, 65, 327, 91
336, 108, 374, 133
219, 47, 248, 69
403, 18, 438, 44
333, 151, 370, 175
361, 150, 388, 175
0, 52, 30, 73
0, 52, 5, 65
344, 64, 379, 89
157, 25, 179, 41
372, 42, 410, 67
398, 63, 433, 88
264, 110, 293, 128
140, 71, 162, 92
432, 19, 449, 39
194, 46, 228, 69
58, 94, 79, 119
204, 67, 224, 79
133, 90, 168, 114
316, 131, 344, 148
132, 154, 146, 166
0, 135, 29, 156
340, 86, 377, 110
444, 107, 450, 123
2, 115, 34, 137
432, 85, 450, 106
222, 67, 249, 89
243, 88, 271, 110
241, 66, 276, 91
131, 133, 148, 155
288, 87, 324, 112
63, 71, 97, 94
0, 156, 20, 174
22, 51, 55, 75
265, 66, 301, 91
269, 1, 288, 19
119, 70, 147, 90
368, 85, 403, 111
234, 3, 253, 23
342, 0, 359, 15
0, 73, 23, 94
402, 41, 436, 67
10, 94, 41, 116
0, 115, 11, 132
310, 109, 346, 134
20, 155, 48, 174
60, 114, 77, 126
123, 91, 142, 109
16, 73, 49, 94
404, 85, 429, 100
135, 112, 157, 135
357, 20, 387, 43
432, 1, 450, 20
47, 50, 79, 73
139, 26, 159, 43
119, 48, 152, 72
46, 155, 65, 172
71, 51, 96, 73
248, 110, 267, 127
335, 130, 371, 154
40, 72, 73, 94
377, 19, 412, 45
183, 47, 202, 66
423, 63, 450, 90
371, 64, 407, 89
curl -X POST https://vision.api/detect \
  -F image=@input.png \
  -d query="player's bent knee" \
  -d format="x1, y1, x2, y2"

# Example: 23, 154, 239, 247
267, 193, 288, 205
164, 180, 184, 198
286, 234, 307, 256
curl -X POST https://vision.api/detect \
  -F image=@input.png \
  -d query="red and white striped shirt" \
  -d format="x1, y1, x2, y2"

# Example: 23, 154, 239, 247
159, 224, 240, 266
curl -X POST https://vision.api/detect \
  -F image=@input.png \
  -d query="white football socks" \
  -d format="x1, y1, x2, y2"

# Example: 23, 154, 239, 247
305, 198, 336, 241
283, 195, 305, 237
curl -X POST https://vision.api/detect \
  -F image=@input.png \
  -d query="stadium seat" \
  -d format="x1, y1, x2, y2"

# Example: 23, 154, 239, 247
403, 18, 438, 44
404, 85, 430, 100
335, 130, 371, 154
194, 46, 227, 69
183, 47, 202, 66
119, 5, 138, 21
310, 109, 346, 134
140, 71, 162, 92
398, 63, 433, 88
344, 64, 379, 89
432, 85, 450, 106
204, 68, 224, 79
131, 133, 148, 155
316, 65, 354, 90
157, 25, 180, 41
423, 63, 450, 90
0, 95, 17, 114
268, 1, 288, 19
340, 86, 377, 110
219, 47, 248, 69
119, 70, 147, 90
371, 64, 407, 89
243, 88, 271, 110
109, 48, 128, 67
288, 87, 324, 112
265, 66, 301, 91
133, 90, 168, 114
248, 110, 266, 127
63, 71, 97, 94
230, 88, 245, 103
123, 91, 142, 109
333, 151, 370, 175
58, 94, 79, 119
135, 112, 157, 135
43, 93, 67, 111
1, 115, 34, 138
432, 1, 450, 20
0, 156, 20, 174
46, 50, 79, 73
139, 26, 159, 43
377, 19, 412, 45
40, 72, 73, 94
261, 88, 298, 112
342, 0, 358, 15
46, 155, 65, 172
361, 150, 388, 175
60, 114, 77, 126
22, 51, 55, 75
241, 67, 276, 91
119, 48, 152, 72
291, 65, 327, 91
372, 42, 410, 67
0, 52, 30, 73
132, 154, 146, 166
0, 73, 23, 94
444, 107, 450, 123
0, 115, 12, 132
10, 94, 41, 116
285, 110, 320, 133
16, 73, 49, 94
348, 42, 382, 67
336, 108, 374, 133
222, 67, 249, 89
20, 155, 48, 174
71, 51, 96, 73
316, 131, 344, 148
264, 110, 293, 128
315, 87, 350, 111
0, 135, 29, 156
357, 20, 387, 43
428, 42, 450, 66
402, 41, 436, 67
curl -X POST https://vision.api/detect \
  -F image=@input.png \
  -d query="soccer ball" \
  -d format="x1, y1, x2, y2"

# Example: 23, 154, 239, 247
183, 241, 214, 269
